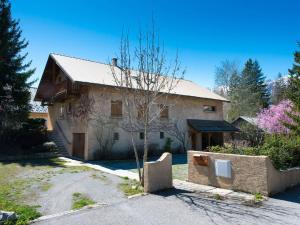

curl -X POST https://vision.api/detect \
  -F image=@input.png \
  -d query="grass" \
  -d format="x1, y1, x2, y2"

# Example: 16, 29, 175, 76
254, 192, 263, 202
213, 194, 224, 201
0, 157, 94, 224
59, 166, 94, 174
130, 164, 188, 181
118, 178, 143, 196
72, 192, 95, 210
90, 173, 108, 181
172, 164, 188, 180
39, 182, 52, 192
0, 162, 42, 225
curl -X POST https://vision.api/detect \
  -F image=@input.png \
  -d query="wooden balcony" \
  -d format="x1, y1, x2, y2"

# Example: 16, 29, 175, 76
53, 80, 80, 101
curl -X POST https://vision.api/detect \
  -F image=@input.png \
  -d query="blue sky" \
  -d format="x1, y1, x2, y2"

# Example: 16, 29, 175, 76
12, 0, 300, 88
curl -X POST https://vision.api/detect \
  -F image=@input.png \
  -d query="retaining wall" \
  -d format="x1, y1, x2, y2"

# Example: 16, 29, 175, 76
188, 151, 300, 196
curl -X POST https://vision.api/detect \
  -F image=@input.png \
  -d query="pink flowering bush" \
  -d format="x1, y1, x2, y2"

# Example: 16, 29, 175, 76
257, 100, 293, 134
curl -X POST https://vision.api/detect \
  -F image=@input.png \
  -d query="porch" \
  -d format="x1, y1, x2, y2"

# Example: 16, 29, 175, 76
187, 119, 239, 150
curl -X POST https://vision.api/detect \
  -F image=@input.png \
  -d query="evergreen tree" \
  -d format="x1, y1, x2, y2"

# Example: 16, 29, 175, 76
240, 59, 270, 116
0, 0, 34, 141
285, 43, 300, 134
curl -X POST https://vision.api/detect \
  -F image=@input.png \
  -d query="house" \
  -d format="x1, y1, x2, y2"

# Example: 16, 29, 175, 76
35, 53, 238, 160
231, 116, 263, 146
231, 116, 258, 128
29, 87, 52, 130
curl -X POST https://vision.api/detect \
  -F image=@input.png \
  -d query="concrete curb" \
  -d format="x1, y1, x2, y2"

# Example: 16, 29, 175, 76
173, 179, 265, 205
58, 157, 139, 180
31, 203, 107, 223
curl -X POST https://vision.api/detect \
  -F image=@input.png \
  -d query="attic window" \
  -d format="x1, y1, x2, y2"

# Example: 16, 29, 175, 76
203, 105, 216, 112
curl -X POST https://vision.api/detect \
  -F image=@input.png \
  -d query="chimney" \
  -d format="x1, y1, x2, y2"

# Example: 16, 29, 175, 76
112, 58, 118, 66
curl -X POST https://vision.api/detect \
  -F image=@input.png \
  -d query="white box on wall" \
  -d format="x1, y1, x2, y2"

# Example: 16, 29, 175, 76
215, 160, 231, 178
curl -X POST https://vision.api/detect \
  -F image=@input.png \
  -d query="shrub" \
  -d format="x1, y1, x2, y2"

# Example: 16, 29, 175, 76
259, 135, 300, 170
17, 118, 47, 149
164, 138, 173, 153
238, 123, 264, 147
209, 145, 259, 156
209, 134, 300, 170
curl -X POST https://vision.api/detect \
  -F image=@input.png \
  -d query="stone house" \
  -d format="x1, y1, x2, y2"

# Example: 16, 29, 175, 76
35, 53, 238, 160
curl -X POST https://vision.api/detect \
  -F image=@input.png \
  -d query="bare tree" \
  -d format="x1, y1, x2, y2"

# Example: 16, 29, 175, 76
111, 25, 185, 184
214, 60, 240, 96
93, 114, 117, 159
161, 120, 190, 153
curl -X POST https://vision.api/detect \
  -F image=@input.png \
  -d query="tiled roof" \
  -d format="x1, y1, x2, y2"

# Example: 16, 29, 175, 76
48, 53, 229, 102
30, 87, 48, 113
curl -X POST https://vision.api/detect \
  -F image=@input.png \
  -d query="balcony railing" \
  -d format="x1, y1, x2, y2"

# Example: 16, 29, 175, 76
53, 80, 80, 101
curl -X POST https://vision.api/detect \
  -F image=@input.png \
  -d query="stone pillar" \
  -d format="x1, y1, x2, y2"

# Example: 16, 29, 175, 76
144, 153, 173, 193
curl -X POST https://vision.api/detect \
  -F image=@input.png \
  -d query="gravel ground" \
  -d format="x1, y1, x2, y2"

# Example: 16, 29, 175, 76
0, 158, 127, 216
36, 169, 125, 215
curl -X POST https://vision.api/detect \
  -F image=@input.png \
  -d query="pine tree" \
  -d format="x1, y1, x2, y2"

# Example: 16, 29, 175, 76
285, 43, 300, 134
239, 59, 270, 116
0, 0, 34, 141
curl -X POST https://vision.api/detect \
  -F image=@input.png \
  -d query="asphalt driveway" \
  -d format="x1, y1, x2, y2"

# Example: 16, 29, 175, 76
33, 188, 300, 225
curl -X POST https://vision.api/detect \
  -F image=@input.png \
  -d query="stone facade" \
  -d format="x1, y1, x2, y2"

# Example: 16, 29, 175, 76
48, 85, 224, 160
188, 151, 300, 196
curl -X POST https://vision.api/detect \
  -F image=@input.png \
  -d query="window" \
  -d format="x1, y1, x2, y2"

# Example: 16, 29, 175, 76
160, 132, 164, 139
160, 105, 169, 119
203, 105, 216, 112
113, 132, 119, 141
111, 100, 122, 117
137, 106, 145, 119
67, 102, 72, 114
139, 132, 144, 140
59, 105, 65, 119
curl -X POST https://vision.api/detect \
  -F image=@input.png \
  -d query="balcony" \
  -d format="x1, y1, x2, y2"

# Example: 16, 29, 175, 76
53, 80, 80, 101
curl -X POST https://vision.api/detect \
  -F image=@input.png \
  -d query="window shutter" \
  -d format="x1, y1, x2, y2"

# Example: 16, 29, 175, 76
111, 100, 122, 117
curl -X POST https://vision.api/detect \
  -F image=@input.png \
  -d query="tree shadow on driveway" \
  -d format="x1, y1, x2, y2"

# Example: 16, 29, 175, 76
155, 188, 300, 225
0, 157, 67, 168
272, 185, 300, 204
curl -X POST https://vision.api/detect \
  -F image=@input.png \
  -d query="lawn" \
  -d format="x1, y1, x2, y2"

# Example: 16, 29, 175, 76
93, 154, 188, 181
128, 164, 188, 180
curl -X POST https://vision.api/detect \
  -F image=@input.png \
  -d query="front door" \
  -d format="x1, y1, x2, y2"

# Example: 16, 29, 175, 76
72, 133, 85, 159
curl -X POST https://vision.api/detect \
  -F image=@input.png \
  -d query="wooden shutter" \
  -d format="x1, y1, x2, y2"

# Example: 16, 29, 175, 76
111, 100, 122, 117
160, 105, 169, 119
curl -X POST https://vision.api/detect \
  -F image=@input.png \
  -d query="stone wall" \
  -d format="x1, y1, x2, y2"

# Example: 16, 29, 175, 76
144, 152, 173, 193
188, 151, 300, 196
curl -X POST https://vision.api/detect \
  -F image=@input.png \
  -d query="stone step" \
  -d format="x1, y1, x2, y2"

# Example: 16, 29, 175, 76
47, 131, 70, 157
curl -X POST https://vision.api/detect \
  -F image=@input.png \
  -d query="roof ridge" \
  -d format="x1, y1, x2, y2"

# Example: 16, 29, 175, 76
50, 53, 112, 66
